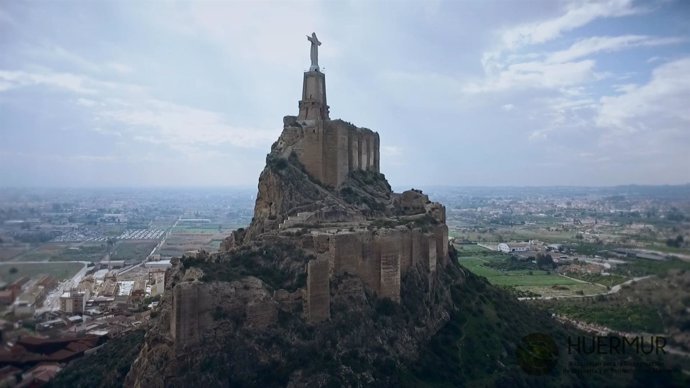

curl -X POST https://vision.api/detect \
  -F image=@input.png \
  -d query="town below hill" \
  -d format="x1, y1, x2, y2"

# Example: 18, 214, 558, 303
0, 185, 688, 384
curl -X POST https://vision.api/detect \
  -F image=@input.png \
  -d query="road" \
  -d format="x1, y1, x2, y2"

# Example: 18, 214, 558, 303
35, 261, 90, 314
119, 217, 179, 276
147, 217, 179, 260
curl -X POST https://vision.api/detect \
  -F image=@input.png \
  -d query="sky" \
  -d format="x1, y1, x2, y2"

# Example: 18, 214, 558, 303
1, 0, 689, 188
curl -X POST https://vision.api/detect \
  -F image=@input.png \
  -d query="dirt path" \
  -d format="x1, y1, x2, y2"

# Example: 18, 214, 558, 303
518, 275, 654, 301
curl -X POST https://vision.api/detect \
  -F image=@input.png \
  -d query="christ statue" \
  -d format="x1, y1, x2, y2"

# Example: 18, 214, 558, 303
307, 32, 321, 71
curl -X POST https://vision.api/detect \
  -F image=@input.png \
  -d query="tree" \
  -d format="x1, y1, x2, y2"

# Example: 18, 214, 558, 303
536, 253, 554, 270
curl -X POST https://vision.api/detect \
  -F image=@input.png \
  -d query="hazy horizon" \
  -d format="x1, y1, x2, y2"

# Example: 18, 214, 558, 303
2, 0, 690, 187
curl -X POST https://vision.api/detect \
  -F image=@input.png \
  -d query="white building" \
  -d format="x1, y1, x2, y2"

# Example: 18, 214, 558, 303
498, 242, 531, 253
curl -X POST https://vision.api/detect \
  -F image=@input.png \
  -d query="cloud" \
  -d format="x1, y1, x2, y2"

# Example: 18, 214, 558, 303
163, 1, 330, 67
0, 69, 144, 95
99, 98, 276, 150
464, 59, 596, 93
0, 68, 276, 155
500, 0, 640, 50
106, 62, 134, 74
0, 70, 98, 94
501, 103, 515, 111
547, 35, 685, 63
596, 57, 690, 134
475, 1, 650, 94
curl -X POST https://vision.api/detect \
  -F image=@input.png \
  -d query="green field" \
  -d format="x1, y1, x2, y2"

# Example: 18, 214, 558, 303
13, 243, 106, 262
0, 262, 84, 283
111, 241, 157, 261
172, 226, 226, 234
515, 283, 607, 298
459, 256, 580, 287
160, 232, 226, 257
616, 257, 690, 277
552, 303, 665, 333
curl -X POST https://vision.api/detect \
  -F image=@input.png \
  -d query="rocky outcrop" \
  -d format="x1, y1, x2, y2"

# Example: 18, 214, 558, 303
128, 44, 453, 387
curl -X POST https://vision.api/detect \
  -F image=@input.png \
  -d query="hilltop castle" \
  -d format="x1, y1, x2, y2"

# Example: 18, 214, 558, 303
281, 57, 380, 188
128, 34, 456, 387
230, 33, 450, 323
166, 33, 450, 353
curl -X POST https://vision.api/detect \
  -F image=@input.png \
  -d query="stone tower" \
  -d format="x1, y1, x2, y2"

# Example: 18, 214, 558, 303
298, 70, 330, 121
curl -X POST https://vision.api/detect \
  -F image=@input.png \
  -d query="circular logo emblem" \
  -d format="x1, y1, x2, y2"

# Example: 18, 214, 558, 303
516, 333, 559, 375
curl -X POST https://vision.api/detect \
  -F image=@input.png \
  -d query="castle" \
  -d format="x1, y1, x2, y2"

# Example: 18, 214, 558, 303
170, 34, 450, 349
281, 64, 380, 188
257, 33, 450, 323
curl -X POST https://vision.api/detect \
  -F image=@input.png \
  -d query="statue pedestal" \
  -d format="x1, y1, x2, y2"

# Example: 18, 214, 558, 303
298, 71, 329, 121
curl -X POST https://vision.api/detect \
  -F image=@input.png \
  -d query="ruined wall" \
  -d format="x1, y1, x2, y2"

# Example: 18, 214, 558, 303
304, 224, 448, 322
329, 233, 360, 275
287, 119, 381, 188
320, 121, 381, 187
373, 133, 380, 171
171, 278, 278, 348
427, 235, 437, 273
171, 282, 203, 349
305, 259, 330, 322
245, 299, 278, 328
411, 229, 427, 268
292, 124, 324, 184
434, 224, 449, 267
322, 122, 350, 188
378, 230, 402, 302
358, 231, 381, 293
399, 229, 413, 274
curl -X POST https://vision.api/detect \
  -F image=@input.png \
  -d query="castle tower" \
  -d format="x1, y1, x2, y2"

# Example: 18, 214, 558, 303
299, 33, 330, 121
298, 70, 330, 121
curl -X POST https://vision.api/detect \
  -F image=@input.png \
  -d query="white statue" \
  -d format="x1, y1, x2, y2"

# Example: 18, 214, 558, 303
307, 32, 321, 71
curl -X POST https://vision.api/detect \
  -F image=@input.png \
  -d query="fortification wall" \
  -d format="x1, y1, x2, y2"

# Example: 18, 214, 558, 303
434, 224, 449, 267
171, 282, 202, 348
358, 231, 381, 293
373, 133, 380, 171
330, 232, 360, 275
295, 124, 324, 183
305, 258, 330, 322
304, 224, 448, 322
287, 119, 381, 188
411, 228, 427, 268
378, 230, 402, 301
322, 123, 350, 187
399, 228, 413, 274
427, 235, 437, 273
171, 278, 278, 347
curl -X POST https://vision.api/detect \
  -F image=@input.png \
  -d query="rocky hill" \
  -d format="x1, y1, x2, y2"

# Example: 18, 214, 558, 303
54, 35, 689, 387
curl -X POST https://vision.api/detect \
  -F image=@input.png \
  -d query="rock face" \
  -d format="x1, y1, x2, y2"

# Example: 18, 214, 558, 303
127, 41, 454, 387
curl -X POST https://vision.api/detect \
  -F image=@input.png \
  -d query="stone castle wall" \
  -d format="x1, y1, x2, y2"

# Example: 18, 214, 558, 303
304, 225, 447, 321
171, 278, 277, 349
287, 120, 380, 189
305, 258, 330, 322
